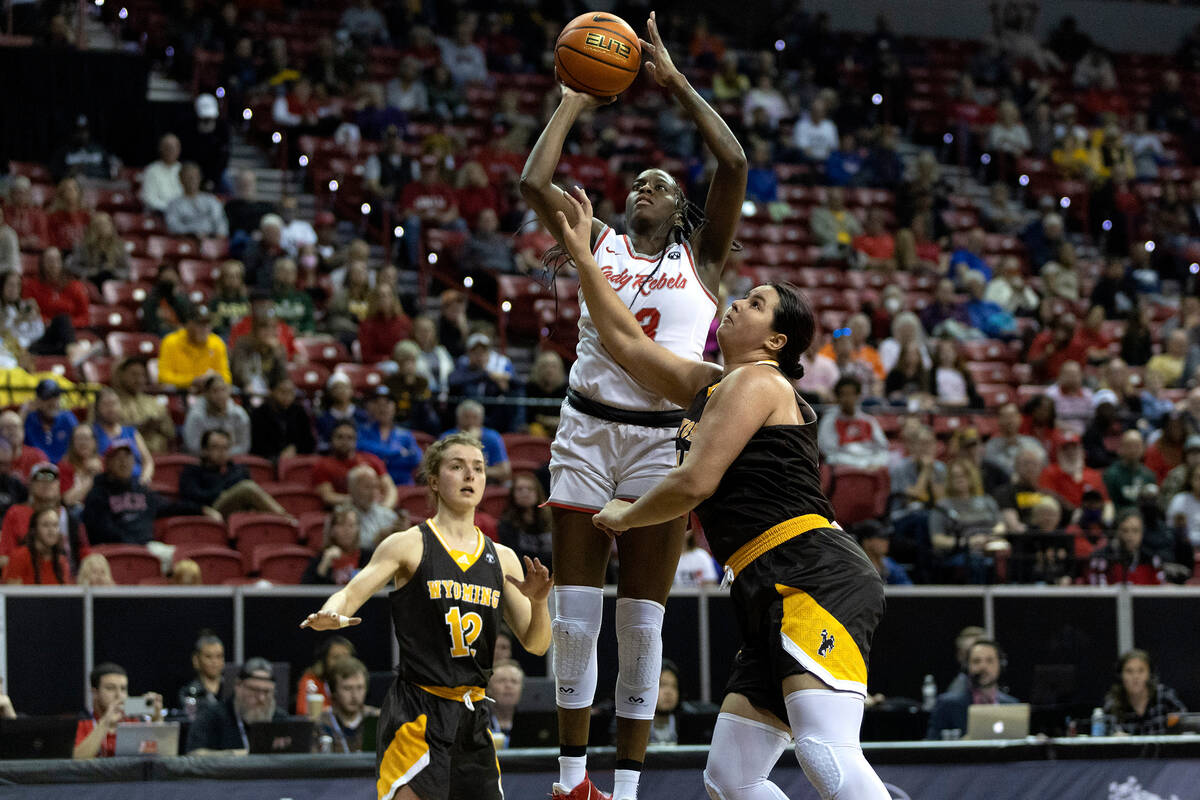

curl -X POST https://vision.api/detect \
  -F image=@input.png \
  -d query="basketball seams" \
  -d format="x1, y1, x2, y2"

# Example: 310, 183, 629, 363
554, 59, 612, 97
555, 44, 640, 74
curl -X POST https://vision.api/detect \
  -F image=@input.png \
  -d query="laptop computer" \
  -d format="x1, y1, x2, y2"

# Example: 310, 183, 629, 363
114, 722, 180, 756
246, 718, 314, 754
964, 703, 1031, 740
0, 717, 77, 759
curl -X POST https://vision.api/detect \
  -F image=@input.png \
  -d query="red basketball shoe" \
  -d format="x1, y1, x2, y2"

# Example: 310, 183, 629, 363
551, 773, 612, 800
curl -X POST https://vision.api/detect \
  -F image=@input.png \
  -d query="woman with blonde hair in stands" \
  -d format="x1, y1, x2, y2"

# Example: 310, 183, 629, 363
67, 212, 130, 287
878, 311, 929, 373
931, 459, 1007, 582
46, 177, 91, 252
358, 283, 412, 364
171, 559, 203, 585
76, 552, 114, 586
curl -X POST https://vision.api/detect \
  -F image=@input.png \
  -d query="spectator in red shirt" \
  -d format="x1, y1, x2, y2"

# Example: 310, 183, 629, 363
455, 161, 501, 229
1028, 312, 1087, 382
816, 376, 890, 470
0, 461, 89, 570
852, 208, 896, 268
74, 663, 164, 759
1038, 431, 1113, 513
2, 507, 71, 584
47, 177, 91, 252
1145, 413, 1188, 482
23, 246, 89, 329
228, 289, 297, 358
1088, 509, 1162, 586
312, 420, 398, 508
3, 176, 50, 249
358, 283, 412, 364
0, 410, 48, 480
398, 156, 466, 266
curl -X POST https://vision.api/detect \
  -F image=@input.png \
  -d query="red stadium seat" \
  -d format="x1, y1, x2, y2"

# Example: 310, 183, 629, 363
154, 454, 200, 489
412, 431, 435, 450
91, 544, 162, 584
174, 546, 244, 584
254, 544, 315, 583
159, 516, 229, 547
288, 363, 330, 394
296, 511, 328, 546
89, 306, 137, 333
178, 258, 220, 286
395, 486, 433, 518
960, 339, 1012, 364
106, 331, 161, 358
231, 454, 275, 485
500, 434, 552, 466
333, 363, 385, 392
977, 384, 1015, 409
295, 337, 350, 369
272, 487, 326, 517
32, 356, 75, 382
965, 362, 1013, 385
101, 281, 151, 310
229, 513, 302, 567
827, 468, 890, 526
278, 455, 323, 485
479, 487, 509, 518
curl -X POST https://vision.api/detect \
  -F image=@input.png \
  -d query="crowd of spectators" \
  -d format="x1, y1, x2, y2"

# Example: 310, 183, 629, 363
0, 4, 1198, 595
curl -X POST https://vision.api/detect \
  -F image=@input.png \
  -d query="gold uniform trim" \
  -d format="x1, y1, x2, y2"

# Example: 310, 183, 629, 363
724, 514, 832, 578
777, 585, 868, 690
377, 713, 430, 800
416, 684, 487, 704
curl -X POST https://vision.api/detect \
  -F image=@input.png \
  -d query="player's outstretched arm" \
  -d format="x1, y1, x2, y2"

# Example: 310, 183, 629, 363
519, 87, 609, 250
641, 11, 746, 289
557, 186, 720, 408
498, 549, 552, 655
299, 527, 422, 630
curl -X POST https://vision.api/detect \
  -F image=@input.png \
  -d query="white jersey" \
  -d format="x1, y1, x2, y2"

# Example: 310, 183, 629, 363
571, 225, 717, 412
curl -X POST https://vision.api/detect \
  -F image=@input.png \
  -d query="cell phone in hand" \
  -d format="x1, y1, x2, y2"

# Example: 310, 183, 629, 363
123, 695, 155, 718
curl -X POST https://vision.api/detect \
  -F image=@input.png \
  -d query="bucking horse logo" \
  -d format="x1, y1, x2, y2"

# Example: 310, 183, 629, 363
818, 629, 835, 657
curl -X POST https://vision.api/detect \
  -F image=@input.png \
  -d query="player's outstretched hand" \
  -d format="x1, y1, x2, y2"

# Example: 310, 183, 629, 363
593, 499, 633, 537
555, 185, 594, 263
641, 11, 682, 87
506, 556, 552, 603
560, 84, 616, 107
299, 610, 362, 630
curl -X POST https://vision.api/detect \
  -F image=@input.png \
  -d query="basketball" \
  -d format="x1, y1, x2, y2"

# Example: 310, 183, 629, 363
554, 12, 642, 97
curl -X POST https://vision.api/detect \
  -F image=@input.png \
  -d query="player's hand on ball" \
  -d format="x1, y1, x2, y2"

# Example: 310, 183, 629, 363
299, 610, 362, 630
506, 556, 552, 603
593, 499, 633, 536
641, 11, 682, 87
555, 186, 594, 261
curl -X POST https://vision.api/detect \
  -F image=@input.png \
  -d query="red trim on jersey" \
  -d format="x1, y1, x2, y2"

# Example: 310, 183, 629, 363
620, 235, 665, 263
682, 243, 718, 306
592, 225, 612, 257
544, 500, 603, 513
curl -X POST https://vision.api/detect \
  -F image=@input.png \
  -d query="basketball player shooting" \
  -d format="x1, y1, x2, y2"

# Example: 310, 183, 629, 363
520, 10, 747, 800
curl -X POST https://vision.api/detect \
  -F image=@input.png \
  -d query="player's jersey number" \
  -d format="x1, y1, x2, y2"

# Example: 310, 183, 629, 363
634, 307, 660, 340
445, 606, 483, 657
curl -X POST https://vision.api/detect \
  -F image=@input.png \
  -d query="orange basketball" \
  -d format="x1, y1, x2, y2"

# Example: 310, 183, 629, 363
554, 12, 642, 97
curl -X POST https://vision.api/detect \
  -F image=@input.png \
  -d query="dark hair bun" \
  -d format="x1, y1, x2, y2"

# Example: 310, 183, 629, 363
782, 362, 806, 381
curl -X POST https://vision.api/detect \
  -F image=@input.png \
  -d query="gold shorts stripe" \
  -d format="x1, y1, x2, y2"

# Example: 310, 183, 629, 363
776, 584, 868, 689
416, 683, 487, 704
377, 713, 430, 800
725, 514, 832, 578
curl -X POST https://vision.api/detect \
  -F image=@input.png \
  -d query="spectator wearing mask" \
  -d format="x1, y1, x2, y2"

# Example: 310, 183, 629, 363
159, 305, 231, 390
140, 134, 184, 213
165, 163, 229, 237
312, 421, 398, 509
178, 631, 226, 712
927, 640, 1018, 739
250, 376, 316, 462
817, 376, 890, 470
24, 379, 76, 464
302, 504, 371, 585
180, 429, 286, 519
74, 663, 164, 759
185, 658, 287, 755
314, 657, 379, 753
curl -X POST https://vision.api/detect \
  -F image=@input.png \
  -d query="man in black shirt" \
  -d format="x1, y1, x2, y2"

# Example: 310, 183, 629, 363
179, 429, 286, 519
185, 658, 287, 755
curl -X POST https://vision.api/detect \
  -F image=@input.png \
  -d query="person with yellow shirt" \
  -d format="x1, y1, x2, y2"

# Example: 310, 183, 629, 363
158, 306, 231, 391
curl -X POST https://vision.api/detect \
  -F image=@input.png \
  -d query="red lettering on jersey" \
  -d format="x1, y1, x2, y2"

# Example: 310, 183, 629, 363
600, 266, 688, 296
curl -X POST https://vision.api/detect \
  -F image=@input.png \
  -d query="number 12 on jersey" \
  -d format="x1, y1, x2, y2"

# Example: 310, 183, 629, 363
635, 307, 660, 340
445, 606, 483, 657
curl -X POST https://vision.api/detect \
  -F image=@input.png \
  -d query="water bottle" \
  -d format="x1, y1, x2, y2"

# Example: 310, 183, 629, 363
183, 695, 198, 722
921, 674, 937, 711
1090, 707, 1106, 737
318, 734, 333, 754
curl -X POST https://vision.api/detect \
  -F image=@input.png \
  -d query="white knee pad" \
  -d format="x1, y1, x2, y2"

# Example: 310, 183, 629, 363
614, 597, 665, 720
786, 690, 890, 800
551, 586, 604, 710
702, 713, 790, 800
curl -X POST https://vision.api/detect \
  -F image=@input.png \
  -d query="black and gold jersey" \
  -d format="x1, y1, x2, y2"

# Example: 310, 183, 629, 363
389, 521, 506, 689
676, 370, 835, 566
